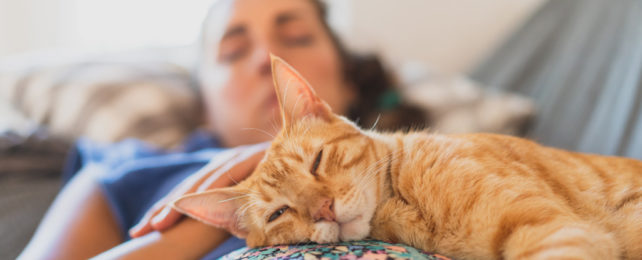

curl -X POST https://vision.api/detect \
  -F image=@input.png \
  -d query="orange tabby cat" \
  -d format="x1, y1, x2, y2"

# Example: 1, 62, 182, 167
173, 55, 642, 260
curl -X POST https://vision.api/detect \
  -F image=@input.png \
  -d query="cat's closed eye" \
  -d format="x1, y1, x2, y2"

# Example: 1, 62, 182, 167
311, 149, 323, 176
268, 205, 289, 222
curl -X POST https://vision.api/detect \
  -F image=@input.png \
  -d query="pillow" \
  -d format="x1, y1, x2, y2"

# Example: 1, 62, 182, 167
400, 75, 534, 136
398, 62, 535, 136
0, 52, 201, 148
221, 240, 452, 260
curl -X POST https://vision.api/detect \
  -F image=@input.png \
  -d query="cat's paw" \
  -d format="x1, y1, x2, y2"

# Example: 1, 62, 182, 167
311, 221, 340, 244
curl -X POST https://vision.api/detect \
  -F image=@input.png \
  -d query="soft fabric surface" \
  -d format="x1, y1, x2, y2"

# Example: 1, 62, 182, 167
0, 60, 199, 149
220, 240, 452, 260
0, 129, 69, 259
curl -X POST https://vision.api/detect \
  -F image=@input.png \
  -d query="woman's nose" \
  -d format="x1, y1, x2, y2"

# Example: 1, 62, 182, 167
250, 46, 272, 77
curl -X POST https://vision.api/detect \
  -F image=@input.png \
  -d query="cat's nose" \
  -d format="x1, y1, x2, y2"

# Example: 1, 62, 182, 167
312, 197, 336, 222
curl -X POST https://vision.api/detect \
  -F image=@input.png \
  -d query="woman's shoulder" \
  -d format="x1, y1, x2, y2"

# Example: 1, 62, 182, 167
85, 130, 219, 163
64, 129, 223, 182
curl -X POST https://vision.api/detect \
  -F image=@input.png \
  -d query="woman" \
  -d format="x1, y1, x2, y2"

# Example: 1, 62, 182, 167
20, 0, 425, 259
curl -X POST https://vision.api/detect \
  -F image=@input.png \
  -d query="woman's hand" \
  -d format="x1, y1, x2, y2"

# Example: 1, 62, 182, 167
128, 142, 270, 238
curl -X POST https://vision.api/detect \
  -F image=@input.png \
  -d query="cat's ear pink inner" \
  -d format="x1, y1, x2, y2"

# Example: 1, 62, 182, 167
270, 54, 333, 127
171, 188, 249, 238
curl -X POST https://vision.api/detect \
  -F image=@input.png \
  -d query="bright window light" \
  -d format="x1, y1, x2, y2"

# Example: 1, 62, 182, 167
68, 0, 213, 51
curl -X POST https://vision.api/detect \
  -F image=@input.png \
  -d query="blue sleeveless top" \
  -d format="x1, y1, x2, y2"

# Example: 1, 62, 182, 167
63, 131, 245, 259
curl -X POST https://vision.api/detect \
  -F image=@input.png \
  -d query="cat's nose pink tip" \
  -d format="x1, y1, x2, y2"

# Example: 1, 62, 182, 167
313, 198, 336, 222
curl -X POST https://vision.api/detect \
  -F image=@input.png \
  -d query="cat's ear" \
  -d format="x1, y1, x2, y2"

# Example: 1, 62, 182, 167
270, 54, 333, 127
172, 187, 249, 238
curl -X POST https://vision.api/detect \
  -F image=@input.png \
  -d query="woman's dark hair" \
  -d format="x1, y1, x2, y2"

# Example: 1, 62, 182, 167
309, 0, 428, 132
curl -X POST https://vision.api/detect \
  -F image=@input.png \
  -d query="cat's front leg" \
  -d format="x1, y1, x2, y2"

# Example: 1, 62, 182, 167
369, 197, 437, 252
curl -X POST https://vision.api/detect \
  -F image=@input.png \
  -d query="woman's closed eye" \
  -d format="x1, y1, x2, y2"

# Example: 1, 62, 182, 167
219, 39, 248, 63
218, 26, 249, 63
268, 205, 290, 222
283, 34, 314, 46
219, 48, 246, 63
278, 14, 315, 47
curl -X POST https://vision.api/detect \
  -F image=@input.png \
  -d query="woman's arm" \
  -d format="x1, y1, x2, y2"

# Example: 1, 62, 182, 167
21, 143, 266, 259
20, 163, 232, 260
92, 219, 231, 259
19, 164, 123, 260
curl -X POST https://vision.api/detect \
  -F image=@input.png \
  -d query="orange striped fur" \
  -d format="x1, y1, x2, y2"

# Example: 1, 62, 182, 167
174, 56, 642, 260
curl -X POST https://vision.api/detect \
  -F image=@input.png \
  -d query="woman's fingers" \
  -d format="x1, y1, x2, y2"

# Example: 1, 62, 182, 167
130, 203, 180, 237
150, 207, 182, 231
129, 206, 163, 238
128, 222, 151, 238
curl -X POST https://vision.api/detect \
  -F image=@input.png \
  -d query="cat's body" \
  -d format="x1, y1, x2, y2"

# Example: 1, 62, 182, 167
368, 131, 641, 259
174, 55, 642, 260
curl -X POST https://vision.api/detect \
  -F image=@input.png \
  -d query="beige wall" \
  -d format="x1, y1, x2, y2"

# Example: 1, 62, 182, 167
0, 0, 71, 57
0, 0, 211, 59
1, 0, 545, 74
340, 0, 545, 74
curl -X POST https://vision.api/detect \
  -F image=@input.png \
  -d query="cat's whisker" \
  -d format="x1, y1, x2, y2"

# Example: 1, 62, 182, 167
238, 199, 259, 218
241, 127, 275, 139
362, 160, 392, 187
223, 173, 261, 196
226, 171, 241, 186
356, 161, 382, 188
271, 111, 280, 133
225, 190, 251, 195
360, 151, 403, 189
236, 200, 260, 229
237, 195, 260, 214
368, 152, 397, 176
359, 159, 389, 188
369, 114, 382, 131
366, 152, 402, 183
218, 194, 251, 203
356, 153, 388, 184
359, 152, 393, 181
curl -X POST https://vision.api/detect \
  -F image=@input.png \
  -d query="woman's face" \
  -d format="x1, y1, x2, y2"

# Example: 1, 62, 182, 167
199, 0, 355, 147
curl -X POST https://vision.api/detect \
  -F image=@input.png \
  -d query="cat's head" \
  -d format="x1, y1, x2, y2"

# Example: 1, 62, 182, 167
172, 55, 383, 247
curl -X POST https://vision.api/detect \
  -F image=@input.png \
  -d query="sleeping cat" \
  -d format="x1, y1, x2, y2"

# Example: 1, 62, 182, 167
173, 55, 642, 260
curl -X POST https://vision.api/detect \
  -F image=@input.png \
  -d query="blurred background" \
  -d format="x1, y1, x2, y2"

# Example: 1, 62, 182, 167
0, 0, 543, 73
1, 0, 641, 259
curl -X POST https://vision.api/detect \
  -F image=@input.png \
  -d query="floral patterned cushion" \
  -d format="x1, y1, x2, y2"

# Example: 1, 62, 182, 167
220, 240, 452, 260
